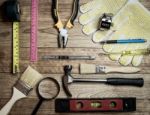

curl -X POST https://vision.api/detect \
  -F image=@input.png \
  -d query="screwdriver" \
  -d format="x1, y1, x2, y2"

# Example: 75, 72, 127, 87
100, 39, 147, 44
101, 48, 150, 55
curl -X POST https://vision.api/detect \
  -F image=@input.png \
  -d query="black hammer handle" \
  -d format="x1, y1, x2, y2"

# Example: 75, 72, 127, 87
106, 78, 144, 87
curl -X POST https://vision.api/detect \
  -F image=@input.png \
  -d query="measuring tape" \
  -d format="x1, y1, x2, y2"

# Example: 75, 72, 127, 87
13, 22, 19, 73
30, 0, 38, 62
1, 0, 20, 74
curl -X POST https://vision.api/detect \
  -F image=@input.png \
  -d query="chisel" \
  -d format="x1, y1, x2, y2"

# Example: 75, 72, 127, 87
80, 64, 141, 74
42, 55, 95, 60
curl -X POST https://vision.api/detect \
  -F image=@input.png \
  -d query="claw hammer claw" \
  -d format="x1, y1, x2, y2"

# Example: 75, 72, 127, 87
63, 65, 73, 97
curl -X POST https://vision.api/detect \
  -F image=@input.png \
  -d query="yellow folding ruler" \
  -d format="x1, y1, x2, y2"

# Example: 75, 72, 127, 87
13, 22, 19, 74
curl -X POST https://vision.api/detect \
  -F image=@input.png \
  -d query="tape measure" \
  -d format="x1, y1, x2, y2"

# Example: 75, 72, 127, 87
30, 0, 38, 62
13, 22, 19, 73
1, 0, 20, 74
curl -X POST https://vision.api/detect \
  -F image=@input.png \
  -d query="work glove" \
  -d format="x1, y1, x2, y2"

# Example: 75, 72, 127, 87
79, 0, 150, 66
79, 0, 128, 35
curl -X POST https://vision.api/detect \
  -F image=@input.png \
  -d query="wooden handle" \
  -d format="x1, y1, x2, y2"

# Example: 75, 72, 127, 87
0, 87, 26, 115
80, 64, 141, 74
105, 66, 141, 73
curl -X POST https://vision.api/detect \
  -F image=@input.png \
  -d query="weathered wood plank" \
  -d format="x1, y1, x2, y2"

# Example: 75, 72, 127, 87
0, 48, 150, 73
0, 74, 149, 98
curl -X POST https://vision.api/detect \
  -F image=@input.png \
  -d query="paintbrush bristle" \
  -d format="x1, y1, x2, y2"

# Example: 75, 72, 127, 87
20, 66, 43, 88
80, 64, 96, 74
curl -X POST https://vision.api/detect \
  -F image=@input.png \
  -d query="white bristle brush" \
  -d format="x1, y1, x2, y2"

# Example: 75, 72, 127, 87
0, 66, 43, 115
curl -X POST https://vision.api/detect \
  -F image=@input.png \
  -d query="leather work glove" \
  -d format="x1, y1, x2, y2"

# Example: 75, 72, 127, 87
79, 0, 150, 66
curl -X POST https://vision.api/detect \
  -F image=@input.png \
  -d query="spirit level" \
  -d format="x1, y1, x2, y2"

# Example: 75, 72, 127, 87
55, 98, 136, 112
30, 0, 38, 62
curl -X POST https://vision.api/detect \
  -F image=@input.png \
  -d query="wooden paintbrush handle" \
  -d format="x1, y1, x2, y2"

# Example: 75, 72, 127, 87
80, 64, 141, 74
104, 66, 140, 73
0, 87, 26, 115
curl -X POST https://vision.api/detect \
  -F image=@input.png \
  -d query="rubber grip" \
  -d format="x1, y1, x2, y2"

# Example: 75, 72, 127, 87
51, 0, 59, 23
1, 0, 20, 21
70, 0, 79, 25
106, 78, 144, 87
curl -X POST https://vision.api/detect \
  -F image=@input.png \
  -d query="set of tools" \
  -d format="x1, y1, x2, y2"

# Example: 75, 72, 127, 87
0, 65, 144, 114
0, 0, 147, 114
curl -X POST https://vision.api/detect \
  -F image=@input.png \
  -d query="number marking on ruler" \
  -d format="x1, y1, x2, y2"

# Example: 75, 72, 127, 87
30, 0, 38, 62
13, 22, 19, 74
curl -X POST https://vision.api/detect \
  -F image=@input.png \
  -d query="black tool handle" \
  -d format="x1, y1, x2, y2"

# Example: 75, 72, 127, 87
51, 0, 58, 23
31, 99, 43, 115
70, 0, 79, 25
66, 0, 79, 28
106, 78, 144, 87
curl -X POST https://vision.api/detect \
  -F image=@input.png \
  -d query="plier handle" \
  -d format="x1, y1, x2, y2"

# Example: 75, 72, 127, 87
51, 0, 79, 48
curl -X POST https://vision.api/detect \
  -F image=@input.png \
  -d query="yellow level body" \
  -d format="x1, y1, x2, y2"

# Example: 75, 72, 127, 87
13, 22, 19, 74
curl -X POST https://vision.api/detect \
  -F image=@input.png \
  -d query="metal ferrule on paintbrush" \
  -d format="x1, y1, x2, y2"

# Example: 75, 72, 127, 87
14, 80, 32, 96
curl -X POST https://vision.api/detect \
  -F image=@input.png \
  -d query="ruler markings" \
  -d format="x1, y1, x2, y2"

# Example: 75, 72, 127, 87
30, 0, 38, 62
13, 22, 20, 74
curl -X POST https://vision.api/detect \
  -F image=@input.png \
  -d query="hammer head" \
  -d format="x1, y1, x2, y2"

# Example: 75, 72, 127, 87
62, 65, 73, 97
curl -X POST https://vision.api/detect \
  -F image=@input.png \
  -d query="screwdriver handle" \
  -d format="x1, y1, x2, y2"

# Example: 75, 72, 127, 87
106, 78, 144, 87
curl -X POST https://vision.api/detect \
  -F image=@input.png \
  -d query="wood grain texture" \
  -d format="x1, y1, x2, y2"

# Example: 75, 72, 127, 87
0, 0, 150, 115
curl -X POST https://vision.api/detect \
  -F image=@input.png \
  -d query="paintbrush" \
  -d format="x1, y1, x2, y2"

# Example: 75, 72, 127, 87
0, 66, 43, 115
80, 64, 141, 74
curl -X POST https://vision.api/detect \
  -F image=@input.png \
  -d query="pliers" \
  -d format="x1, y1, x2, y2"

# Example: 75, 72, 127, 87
52, 0, 79, 48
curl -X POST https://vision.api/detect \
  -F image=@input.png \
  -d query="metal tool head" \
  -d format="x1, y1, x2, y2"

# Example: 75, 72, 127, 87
62, 65, 73, 97
59, 29, 68, 48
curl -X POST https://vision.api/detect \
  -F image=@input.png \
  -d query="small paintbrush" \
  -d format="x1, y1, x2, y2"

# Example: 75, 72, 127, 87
80, 64, 141, 74
0, 66, 43, 115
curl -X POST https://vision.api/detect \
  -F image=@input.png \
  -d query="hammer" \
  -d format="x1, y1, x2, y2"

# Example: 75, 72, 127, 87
62, 65, 144, 97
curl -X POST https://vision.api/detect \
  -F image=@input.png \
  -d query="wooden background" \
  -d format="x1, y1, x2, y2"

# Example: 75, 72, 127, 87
0, 0, 150, 114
